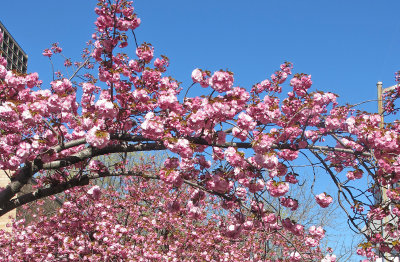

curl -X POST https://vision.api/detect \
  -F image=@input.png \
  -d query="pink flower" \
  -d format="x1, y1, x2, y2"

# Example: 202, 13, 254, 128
140, 112, 165, 139
237, 112, 256, 131
252, 79, 272, 93
236, 187, 247, 199
154, 57, 169, 72
285, 173, 299, 184
190, 189, 206, 203
64, 59, 72, 67
212, 147, 224, 160
0, 65, 6, 79
86, 127, 110, 149
266, 180, 289, 197
271, 71, 287, 84
210, 70, 234, 92
346, 170, 363, 180
280, 196, 298, 211
158, 92, 178, 110
242, 220, 253, 230
224, 147, 245, 167
167, 200, 180, 212
253, 153, 279, 170
163, 157, 179, 169
289, 251, 301, 261
196, 155, 211, 169
88, 160, 109, 174
315, 192, 333, 208
191, 68, 203, 83
128, 59, 143, 72
309, 225, 325, 239
142, 69, 161, 87
26, 72, 39, 88
305, 237, 319, 247
42, 49, 53, 57
95, 99, 117, 119
232, 127, 248, 142
136, 43, 154, 63
51, 43, 63, 53
207, 174, 231, 193
290, 74, 312, 97
82, 82, 99, 93
225, 224, 242, 238
322, 254, 337, 262
168, 139, 193, 158
282, 218, 294, 230
8, 155, 22, 170
187, 200, 202, 219
191, 68, 210, 87
248, 179, 265, 193
87, 185, 101, 200
292, 224, 304, 236
277, 149, 299, 161
175, 138, 193, 158
160, 170, 183, 187
51, 79, 73, 94
16, 142, 32, 161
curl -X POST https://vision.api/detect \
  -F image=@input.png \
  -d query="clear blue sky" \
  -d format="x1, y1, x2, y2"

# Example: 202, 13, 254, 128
1, 0, 400, 111
2, 0, 400, 259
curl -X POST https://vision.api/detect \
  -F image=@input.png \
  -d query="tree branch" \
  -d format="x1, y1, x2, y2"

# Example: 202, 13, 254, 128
0, 142, 166, 212
0, 132, 373, 215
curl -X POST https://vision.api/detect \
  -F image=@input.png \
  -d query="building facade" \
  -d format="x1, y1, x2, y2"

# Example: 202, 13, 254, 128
0, 21, 28, 231
0, 171, 16, 231
0, 20, 28, 74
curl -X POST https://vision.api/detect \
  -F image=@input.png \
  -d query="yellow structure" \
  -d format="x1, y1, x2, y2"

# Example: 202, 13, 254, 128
0, 21, 27, 231
0, 170, 15, 232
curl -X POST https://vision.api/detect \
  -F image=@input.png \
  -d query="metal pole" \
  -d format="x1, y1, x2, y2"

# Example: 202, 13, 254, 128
377, 81, 383, 127
377, 81, 386, 261
376, 82, 399, 261
376, 81, 394, 262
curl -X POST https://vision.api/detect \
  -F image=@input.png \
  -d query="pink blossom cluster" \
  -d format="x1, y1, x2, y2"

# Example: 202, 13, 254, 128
191, 68, 210, 88
87, 185, 101, 200
136, 43, 154, 63
266, 180, 290, 197
209, 70, 234, 93
0, 176, 330, 261
206, 173, 233, 193
165, 138, 193, 158
280, 196, 299, 211
321, 254, 337, 262
315, 193, 333, 208
141, 112, 165, 139
154, 56, 169, 72
86, 127, 110, 148
346, 169, 363, 180
0, 0, 398, 259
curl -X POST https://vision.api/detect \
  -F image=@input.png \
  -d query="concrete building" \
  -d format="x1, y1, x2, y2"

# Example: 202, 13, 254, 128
0, 171, 16, 231
0, 20, 28, 73
0, 21, 27, 231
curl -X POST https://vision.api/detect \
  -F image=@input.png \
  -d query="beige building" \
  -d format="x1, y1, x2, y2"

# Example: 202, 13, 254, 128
0, 21, 27, 231
0, 171, 15, 231
0, 171, 63, 231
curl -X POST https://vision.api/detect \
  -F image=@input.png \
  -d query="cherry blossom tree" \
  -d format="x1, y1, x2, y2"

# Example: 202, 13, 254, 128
0, 164, 334, 261
0, 0, 399, 260
3, 153, 346, 261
